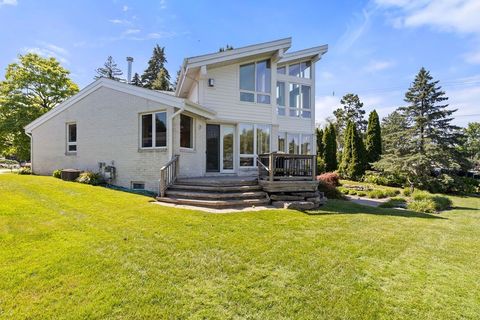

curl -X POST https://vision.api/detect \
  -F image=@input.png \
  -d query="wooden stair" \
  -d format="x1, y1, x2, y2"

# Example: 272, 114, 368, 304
156, 177, 270, 208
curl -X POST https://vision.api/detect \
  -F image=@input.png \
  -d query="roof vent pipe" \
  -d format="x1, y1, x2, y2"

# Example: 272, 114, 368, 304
126, 57, 133, 83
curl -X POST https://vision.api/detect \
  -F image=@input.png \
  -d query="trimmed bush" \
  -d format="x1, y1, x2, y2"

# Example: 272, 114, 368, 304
52, 169, 62, 179
430, 195, 453, 211
76, 171, 104, 186
367, 189, 388, 199
317, 172, 344, 199
408, 199, 437, 213
357, 191, 367, 197
363, 171, 406, 187
412, 190, 431, 201
408, 191, 452, 212
317, 172, 340, 187
403, 187, 412, 197
17, 167, 32, 175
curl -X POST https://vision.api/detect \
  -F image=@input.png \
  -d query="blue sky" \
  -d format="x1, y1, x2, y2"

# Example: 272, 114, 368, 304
1, 0, 479, 127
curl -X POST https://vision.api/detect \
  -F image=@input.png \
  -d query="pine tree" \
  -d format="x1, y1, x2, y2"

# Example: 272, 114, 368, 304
323, 123, 338, 172
316, 128, 324, 157
374, 68, 464, 189
141, 44, 171, 90
339, 121, 366, 179
94, 56, 123, 81
172, 66, 182, 91
339, 93, 367, 133
131, 72, 142, 86
365, 110, 382, 164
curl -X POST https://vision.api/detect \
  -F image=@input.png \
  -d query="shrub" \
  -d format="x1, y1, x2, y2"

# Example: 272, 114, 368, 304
363, 171, 406, 187
379, 197, 407, 208
316, 172, 340, 187
430, 195, 452, 211
348, 189, 357, 195
317, 156, 326, 174
384, 189, 400, 197
17, 167, 32, 175
367, 189, 388, 199
403, 187, 412, 197
408, 199, 437, 213
52, 169, 62, 179
357, 191, 367, 197
409, 191, 452, 212
76, 171, 104, 186
412, 190, 431, 201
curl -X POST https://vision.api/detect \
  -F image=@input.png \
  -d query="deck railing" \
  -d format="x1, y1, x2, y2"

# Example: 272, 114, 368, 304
257, 153, 317, 181
159, 155, 179, 197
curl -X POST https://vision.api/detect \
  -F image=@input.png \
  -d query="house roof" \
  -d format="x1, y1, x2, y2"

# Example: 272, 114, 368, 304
278, 45, 328, 65
24, 78, 216, 133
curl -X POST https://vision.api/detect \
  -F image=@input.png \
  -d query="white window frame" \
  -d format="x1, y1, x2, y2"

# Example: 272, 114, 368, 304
279, 132, 313, 155
66, 122, 77, 154
288, 61, 311, 79
239, 123, 271, 168
288, 83, 311, 119
180, 113, 195, 150
276, 81, 286, 116
239, 59, 271, 105
139, 111, 168, 149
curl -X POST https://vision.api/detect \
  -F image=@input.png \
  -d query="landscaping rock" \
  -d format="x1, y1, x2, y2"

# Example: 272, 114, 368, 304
270, 194, 304, 201
291, 191, 320, 198
284, 201, 316, 210
272, 201, 286, 208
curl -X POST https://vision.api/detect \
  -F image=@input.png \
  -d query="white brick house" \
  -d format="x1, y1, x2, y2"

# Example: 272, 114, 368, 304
25, 38, 328, 194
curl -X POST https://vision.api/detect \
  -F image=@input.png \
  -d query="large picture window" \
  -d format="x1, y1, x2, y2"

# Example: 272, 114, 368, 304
288, 61, 311, 78
67, 123, 77, 153
180, 114, 194, 149
239, 123, 271, 167
141, 111, 167, 148
278, 132, 313, 155
276, 81, 286, 116
239, 60, 271, 104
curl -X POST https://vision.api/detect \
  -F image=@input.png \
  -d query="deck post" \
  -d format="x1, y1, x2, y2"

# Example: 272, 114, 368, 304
312, 155, 317, 181
268, 153, 274, 182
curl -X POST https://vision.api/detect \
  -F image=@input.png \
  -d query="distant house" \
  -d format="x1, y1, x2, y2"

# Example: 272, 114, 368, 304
25, 38, 328, 197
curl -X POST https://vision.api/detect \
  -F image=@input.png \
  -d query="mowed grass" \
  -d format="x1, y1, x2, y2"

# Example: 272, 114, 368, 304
1, 174, 480, 319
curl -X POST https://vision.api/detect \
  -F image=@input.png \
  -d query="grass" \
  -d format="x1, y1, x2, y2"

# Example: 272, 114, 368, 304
1, 174, 480, 319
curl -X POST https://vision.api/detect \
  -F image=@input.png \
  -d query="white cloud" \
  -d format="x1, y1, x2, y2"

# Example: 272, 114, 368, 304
319, 71, 334, 80
160, 0, 167, 9
464, 49, 480, 64
39, 42, 69, 56
364, 59, 395, 72
315, 95, 340, 126
146, 31, 176, 39
108, 19, 131, 25
337, 9, 373, 52
375, 0, 480, 35
0, 0, 17, 6
123, 28, 141, 35
22, 46, 69, 64
122, 5, 129, 12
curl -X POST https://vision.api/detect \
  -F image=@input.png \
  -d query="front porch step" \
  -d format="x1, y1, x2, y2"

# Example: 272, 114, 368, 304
169, 184, 262, 192
156, 196, 270, 208
165, 189, 267, 200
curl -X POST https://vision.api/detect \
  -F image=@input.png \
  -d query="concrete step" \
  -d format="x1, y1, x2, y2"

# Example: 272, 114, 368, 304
169, 184, 262, 192
156, 196, 270, 208
165, 190, 267, 200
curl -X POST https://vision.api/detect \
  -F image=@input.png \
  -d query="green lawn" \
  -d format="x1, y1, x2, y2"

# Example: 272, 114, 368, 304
1, 174, 480, 319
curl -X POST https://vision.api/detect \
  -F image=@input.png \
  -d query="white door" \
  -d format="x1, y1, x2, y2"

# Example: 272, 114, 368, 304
220, 125, 235, 173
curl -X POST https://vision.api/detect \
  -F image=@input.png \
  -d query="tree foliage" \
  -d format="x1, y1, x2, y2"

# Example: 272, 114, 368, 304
130, 72, 142, 87
339, 120, 366, 179
94, 56, 123, 81
374, 68, 465, 189
333, 93, 367, 147
142, 44, 171, 91
323, 123, 338, 172
461, 122, 480, 170
316, 127, 324, 157
0, 53, 79, 160
365, 110, 382, 164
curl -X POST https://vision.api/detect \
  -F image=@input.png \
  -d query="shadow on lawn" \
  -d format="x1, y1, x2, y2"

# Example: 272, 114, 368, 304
306, 200, 447, 220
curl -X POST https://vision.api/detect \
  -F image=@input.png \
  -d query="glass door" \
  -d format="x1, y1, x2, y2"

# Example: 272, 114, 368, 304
221, 125, 235, 173
206, 124, 220, 172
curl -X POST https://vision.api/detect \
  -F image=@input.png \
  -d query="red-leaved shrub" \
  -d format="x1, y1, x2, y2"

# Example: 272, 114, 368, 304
316, 172, 343, 199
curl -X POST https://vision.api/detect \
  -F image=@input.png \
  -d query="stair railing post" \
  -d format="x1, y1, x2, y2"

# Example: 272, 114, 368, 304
268, 153, 274, 182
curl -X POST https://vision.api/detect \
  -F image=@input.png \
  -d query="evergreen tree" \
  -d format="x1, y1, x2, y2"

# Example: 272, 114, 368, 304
142, 44, 171, 90
339, 93, 367, 132
94, 56, 123, 81
374, 68, 464, 189
131, 72, 142, 86
172, 66, 182, 91
365, 110, 382, 164
323, 123, 338, 172
316, 127, 324, 157
381, 110, 409, 154
339, 121, 366, 179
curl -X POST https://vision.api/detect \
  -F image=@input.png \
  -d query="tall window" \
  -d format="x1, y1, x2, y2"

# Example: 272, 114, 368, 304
289, 84, 311, 118
288, 61, 311, 78
239, 123, 271, 167
141, 112, 167, 148
276, 81, 286, 116
301, 134, 312, 155
239, 60, 271, 104
278, 132, 286, 152
180, 114, 193, 149
67, 123, 77, 153
287, 133, 300, 154
277, 65, 286, 75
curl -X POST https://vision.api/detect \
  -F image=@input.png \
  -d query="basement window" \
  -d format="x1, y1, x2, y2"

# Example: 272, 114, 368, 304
131, 182, 145, 190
